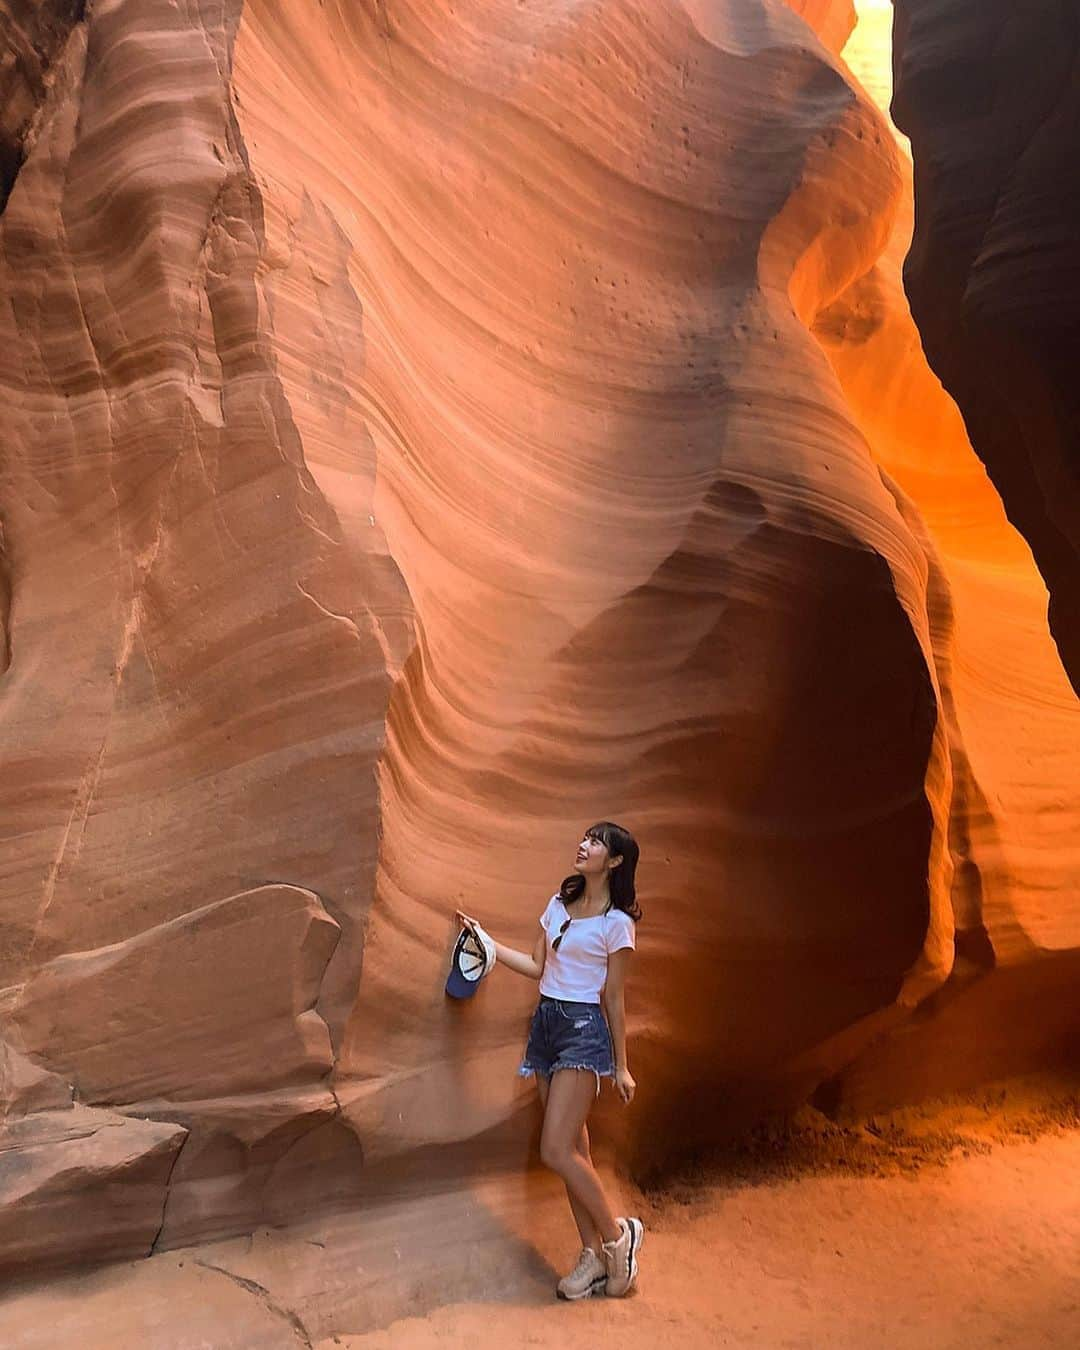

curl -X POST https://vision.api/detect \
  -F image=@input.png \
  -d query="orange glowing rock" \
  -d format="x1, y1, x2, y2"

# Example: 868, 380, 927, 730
784, 0, 857, 52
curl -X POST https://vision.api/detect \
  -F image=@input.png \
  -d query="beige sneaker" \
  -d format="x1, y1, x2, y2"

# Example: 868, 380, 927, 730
556, 1245, 607, 1300
602, 1216, 644, 1296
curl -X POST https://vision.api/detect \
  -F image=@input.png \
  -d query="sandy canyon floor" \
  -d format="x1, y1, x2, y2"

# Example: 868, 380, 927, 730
4, 1089, 1079, 1349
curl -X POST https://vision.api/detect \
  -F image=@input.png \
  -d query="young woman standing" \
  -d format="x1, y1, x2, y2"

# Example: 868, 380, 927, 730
456, 820, 644, 1300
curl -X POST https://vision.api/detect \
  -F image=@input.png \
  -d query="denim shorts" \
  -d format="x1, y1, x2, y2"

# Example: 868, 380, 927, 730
518, 995, 616, 1097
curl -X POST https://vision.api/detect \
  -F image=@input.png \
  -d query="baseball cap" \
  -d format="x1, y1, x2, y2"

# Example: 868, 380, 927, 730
445, 922, 496, 999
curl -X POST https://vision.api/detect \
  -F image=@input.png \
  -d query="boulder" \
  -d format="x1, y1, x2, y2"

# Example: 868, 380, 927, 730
0, 1106, 186, 1272
12, 886, 340, 1105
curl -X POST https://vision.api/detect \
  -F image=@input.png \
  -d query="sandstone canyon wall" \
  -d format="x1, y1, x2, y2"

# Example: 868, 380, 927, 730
892, 0, 1080, 692
811, 164, 1080, 1116
1, 0, 1078, 1277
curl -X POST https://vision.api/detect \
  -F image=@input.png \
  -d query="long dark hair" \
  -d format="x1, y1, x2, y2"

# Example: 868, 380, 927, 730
559, 820, 641, 922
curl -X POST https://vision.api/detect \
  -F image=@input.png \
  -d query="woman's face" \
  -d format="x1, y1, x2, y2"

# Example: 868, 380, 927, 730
574, 833, 610, 876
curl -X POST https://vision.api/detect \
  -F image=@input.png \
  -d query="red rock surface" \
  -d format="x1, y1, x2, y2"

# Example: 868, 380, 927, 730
0, 0, 1078, 1286
0, 1105, 186, 1273
0, 0, 85, 210
892, 0, 1080, 691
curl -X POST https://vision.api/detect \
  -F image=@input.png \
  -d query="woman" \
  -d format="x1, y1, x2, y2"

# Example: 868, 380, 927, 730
456, 820, 644, 1301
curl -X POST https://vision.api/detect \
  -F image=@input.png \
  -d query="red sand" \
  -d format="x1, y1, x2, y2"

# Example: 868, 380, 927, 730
3, 1122, 1078, 1348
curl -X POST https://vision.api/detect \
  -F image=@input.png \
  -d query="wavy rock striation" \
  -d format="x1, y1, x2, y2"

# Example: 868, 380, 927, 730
811, 158, 1080, 1113
0, 0, 1077, 1276
892, 0, 1080, 691
0, 0, 390, 1267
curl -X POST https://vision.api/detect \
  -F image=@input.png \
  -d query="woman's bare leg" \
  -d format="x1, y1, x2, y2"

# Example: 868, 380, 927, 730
538, 1075, 603, 1251
538, 1069, 620, 1246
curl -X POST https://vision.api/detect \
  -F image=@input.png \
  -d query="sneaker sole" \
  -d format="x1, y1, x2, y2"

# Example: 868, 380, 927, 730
557, 1275, 607, 1301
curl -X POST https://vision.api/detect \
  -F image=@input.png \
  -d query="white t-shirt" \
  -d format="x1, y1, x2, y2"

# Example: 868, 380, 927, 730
537, 894, 636, 1003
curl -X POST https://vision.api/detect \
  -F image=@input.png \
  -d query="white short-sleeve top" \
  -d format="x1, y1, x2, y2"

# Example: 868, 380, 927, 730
537, 893, 636, 1003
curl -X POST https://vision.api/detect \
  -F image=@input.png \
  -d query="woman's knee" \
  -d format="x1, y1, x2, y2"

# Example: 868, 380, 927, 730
539, 1133, 575, 1174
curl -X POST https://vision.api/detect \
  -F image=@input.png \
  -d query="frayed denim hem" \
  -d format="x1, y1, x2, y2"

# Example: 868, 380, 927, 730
518, 1060, 615, 1098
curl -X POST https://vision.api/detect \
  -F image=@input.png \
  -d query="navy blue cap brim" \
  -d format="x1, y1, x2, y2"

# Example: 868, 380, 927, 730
445, 963, 481, 998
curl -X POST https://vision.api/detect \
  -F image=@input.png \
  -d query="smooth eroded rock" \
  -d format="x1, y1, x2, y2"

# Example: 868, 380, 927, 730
12, 885, 340, 1104
0, 1105, 186, 1272
784, 0, 857, 52
0, 1038, 73, 1118
124, 1087, 361, 1249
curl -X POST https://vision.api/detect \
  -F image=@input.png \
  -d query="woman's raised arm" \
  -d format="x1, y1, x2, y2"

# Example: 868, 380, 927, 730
455, 910, 546, 981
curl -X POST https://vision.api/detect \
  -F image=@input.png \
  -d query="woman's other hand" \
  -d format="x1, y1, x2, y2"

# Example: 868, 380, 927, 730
614, 1066, 636, 1105
455, 909, 480, 932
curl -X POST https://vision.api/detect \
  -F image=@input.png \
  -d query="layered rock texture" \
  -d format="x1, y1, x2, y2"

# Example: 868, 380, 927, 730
892, 0, 1080, 691
1, 0, 1078, 1278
